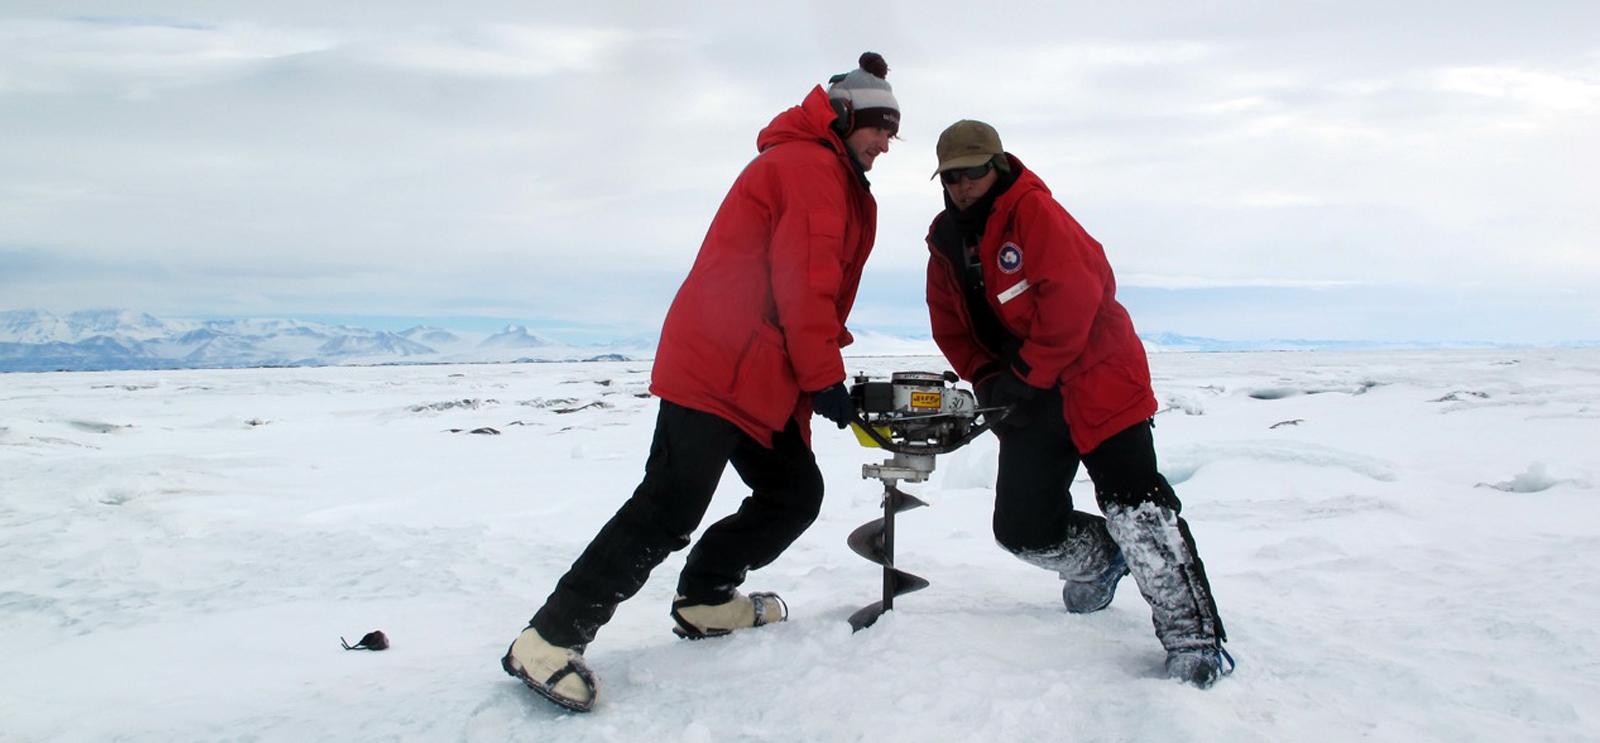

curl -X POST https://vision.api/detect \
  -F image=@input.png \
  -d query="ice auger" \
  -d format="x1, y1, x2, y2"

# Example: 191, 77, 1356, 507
844, 371, 1005, 631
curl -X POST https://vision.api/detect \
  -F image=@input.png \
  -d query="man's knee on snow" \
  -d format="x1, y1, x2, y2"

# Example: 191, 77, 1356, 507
992, 513, 1067, 556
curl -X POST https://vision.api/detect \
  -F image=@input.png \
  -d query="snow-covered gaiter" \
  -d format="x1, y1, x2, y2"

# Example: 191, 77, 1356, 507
1100, 485, 1227, 652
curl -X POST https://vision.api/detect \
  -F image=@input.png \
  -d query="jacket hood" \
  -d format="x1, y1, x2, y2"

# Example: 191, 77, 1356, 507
757, 86, 847, 156
990, 154, 1049, 212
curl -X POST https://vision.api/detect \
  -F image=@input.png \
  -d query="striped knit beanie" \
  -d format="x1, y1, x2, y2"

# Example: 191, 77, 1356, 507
828, 52, 899, 136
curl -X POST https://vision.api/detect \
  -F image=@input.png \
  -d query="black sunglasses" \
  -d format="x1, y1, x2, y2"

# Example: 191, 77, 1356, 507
940, 161, 993, 184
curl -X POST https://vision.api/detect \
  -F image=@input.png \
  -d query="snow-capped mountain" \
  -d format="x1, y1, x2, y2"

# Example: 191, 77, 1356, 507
1, 308, 1535, 374
843, 330, 940, 357
316, 332, 436, 358
0, 310, 655, 373
0, 309, 190, 345
477, 325, 556, 349
1136, 332, 1514, 353
398, 326, 464, 347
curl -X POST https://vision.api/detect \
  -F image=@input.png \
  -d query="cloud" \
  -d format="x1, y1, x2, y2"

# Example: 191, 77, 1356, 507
0, 5, 1596, 342
349, 24, 674, 79
0, 17, 339, 94
1432, 65, 1600, 113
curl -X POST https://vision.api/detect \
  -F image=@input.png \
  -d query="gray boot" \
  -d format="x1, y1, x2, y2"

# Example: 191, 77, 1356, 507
1102, 497, 1232, 688
1010, 511, 1129, 614
1063, 551, 1129, 614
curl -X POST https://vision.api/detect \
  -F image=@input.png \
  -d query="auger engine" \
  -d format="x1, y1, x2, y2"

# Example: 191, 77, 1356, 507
844, 371, 1004, 631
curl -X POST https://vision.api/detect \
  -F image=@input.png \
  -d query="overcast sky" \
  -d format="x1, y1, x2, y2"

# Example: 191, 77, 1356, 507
2, 1, 1596, 343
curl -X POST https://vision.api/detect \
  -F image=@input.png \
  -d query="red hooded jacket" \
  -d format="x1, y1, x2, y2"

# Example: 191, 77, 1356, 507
650, 86, 878, 447
925, 156, 1155, 453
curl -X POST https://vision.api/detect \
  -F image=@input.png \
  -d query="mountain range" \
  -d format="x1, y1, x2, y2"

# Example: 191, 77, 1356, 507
0, 309, 1553, 374
0, 310, 651, 373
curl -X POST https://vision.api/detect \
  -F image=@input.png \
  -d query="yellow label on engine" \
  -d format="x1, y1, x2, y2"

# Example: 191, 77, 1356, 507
909, 391, 942, 410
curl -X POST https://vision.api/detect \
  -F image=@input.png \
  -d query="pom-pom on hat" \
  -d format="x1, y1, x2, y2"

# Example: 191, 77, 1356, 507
828, 52, 900, 136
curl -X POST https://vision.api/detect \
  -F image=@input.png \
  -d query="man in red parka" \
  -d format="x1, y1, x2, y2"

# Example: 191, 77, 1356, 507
925, 120, 1233, 688
501, 53, 898, 712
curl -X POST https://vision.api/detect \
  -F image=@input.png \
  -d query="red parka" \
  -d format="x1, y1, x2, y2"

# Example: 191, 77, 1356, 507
651, 86, 877, 447
925, 156, 1156, 453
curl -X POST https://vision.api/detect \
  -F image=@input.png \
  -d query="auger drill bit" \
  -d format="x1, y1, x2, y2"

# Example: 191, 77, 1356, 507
846, 483, 930, 631
842, 371, 1005, 632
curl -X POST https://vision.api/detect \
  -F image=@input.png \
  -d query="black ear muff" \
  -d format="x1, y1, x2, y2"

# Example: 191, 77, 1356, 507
829, 97, 853, 137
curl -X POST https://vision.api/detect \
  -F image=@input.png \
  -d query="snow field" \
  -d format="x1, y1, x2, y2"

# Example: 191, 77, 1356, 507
2, 349, 1598, 741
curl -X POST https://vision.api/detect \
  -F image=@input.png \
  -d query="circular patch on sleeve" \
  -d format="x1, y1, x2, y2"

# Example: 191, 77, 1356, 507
997, 242, 1023, 274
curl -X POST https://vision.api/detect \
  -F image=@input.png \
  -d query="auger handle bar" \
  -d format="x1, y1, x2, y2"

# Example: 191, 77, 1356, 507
847, 405, 1013, 456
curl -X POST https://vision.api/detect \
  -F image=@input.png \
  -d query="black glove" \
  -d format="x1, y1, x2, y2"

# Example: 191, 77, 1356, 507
976, 372, 1039, 428
810, 382, 853, 429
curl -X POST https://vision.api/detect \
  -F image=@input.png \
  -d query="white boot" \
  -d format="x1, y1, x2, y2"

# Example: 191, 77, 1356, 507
501, 627, 598, 712
670, 591, 788, 639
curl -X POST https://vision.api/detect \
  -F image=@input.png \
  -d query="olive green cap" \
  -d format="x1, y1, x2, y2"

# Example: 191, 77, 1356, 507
933, 119, 1004, 178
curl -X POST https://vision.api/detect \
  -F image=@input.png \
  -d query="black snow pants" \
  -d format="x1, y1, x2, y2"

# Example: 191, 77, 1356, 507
985, 385, 1164, 573
992, 388, 1164, 562
994, 388, 1227, 650
529, 400, 823, 649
